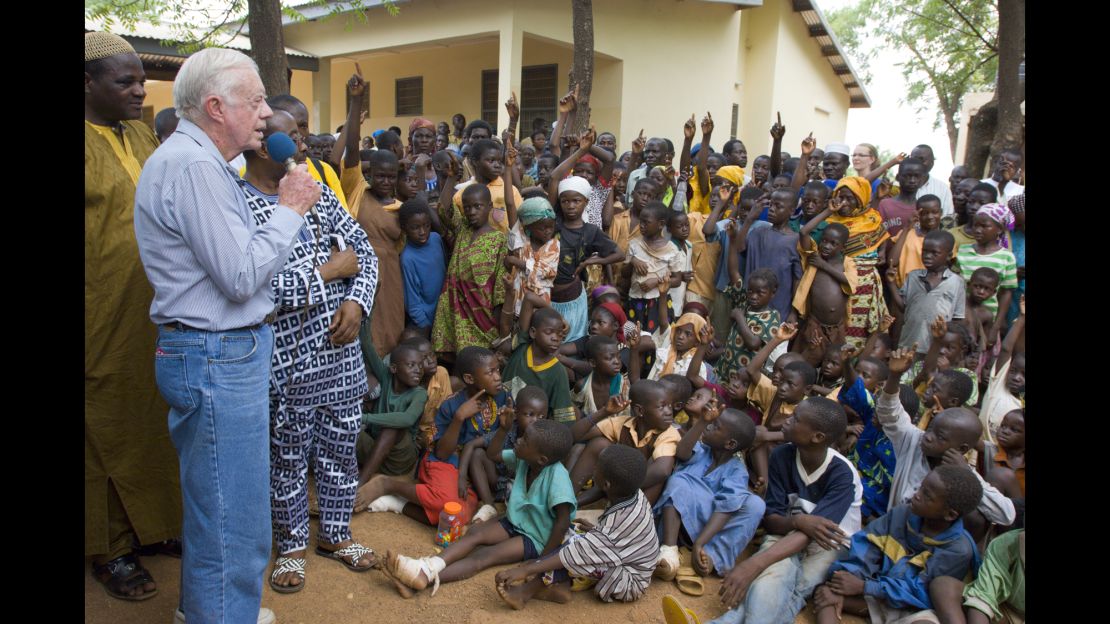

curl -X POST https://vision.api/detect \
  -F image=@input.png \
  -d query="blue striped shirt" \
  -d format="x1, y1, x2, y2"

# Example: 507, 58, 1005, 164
134, 119, 306, 330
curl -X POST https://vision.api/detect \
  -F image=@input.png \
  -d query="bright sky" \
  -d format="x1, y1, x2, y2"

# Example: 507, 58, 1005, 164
819, 0, 956, 180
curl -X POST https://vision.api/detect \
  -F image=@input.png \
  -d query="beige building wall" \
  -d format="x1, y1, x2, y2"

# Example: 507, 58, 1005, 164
143, 80, 175, 121
739, 0, 850, 157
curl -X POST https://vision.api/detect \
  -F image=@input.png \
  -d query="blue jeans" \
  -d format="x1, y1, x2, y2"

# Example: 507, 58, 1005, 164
707, 535, 840, 624
155, 324, 273, 624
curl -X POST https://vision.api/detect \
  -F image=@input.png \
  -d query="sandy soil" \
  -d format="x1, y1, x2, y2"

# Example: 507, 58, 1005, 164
85, 506, 867, 624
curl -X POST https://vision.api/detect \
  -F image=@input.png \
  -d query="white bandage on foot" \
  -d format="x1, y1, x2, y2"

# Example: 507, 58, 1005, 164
655, 544, 680, 581
395, 554, 446, 596
367, 494, 406, 514
472, 504, 498, 524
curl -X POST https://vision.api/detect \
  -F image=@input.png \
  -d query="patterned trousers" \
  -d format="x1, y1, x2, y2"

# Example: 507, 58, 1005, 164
270, 400, 361, 554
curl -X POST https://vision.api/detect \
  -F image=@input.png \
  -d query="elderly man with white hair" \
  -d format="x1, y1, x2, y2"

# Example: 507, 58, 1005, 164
134, 47, 322, 624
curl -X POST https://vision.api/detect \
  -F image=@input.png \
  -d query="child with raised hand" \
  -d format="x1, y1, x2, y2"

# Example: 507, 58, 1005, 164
503, 196, 560, 338
460, 385, 545, 525
627, 201, 685, 333
735, 187, 803, 321
399, 199, 447, 335
357, 346, 508, 525
901, 317, 980, 414
792, 199, 856, 367
430, 181, 510, 357
354, 340, 430, 493
877, 346, 1016, 531
654, 400, 765, 590
381, 418, 576, 598
448, 136, 523, 235
888, 228, 964, 356
812, 465, 983, 624
834, 344, 897, 522
740, 322, 815, 494
716, 268, 780, 382
546, 125, 614, 229
791, 181, 832, 242
714, 396, 863, 624
494, 444, 660, 607
955, 202, 1018, 351
978, 296, 1024, 443
568, 379, 679, 506
887, 194, 945, 288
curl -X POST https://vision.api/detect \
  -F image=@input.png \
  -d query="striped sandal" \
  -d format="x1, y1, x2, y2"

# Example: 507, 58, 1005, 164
314, 542, 377, 572
269, 556, 306, 594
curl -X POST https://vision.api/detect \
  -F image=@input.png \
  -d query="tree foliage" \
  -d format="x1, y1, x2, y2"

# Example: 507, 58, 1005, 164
826, 0, 999, 159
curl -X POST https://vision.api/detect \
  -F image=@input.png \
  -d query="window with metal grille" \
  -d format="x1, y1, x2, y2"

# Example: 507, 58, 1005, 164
481, 69, 499, 126
395, 76, 423, 116
520, 64, 556, 141
731, 103, 739, 140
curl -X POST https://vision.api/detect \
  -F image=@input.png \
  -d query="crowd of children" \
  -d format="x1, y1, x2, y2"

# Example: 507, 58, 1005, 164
299, 73, 1027, 622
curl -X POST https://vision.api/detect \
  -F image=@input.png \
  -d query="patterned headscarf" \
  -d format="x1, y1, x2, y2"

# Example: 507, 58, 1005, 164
978, 202, 1015, 249
658, 312, 709, 377
834, 176, 872, 214
408, 118, 435, 135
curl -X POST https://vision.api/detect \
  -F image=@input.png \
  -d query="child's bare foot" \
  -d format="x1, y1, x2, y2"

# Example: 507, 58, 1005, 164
496, 580, 529, 610
534, 580, 572, 604
379, 553, 415, 598
354, 475, 395, 510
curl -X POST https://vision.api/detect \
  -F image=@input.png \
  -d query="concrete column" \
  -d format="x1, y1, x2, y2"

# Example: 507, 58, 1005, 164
312, 58, 332, 135
496, 18, 523, 134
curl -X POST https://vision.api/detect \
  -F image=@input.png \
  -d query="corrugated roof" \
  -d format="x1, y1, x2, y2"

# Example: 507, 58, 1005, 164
790, 0, 871, 108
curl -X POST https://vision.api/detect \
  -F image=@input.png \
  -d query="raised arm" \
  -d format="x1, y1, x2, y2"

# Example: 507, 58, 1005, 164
746, 323, 797, 386
799, 205, 833, 253
676, 397, 720, 461
340, 72, 365, 171
627, 129, 646, 173
570, 395, 630, 442
865, 151, 907, 183
912, 316, 948, 387
547, 126, 597, 200
993, 295, 1024, 375
696, 113, 714, 197
769, 113, 785, 178
503, 134, 519, 228
550, 85, 577, 160
679, 114, 696, 175
791, 133, 815, 193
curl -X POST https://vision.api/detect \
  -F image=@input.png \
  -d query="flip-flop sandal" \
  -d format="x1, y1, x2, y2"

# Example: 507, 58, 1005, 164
675, 566, 705, 597
93, 553, 159, 602
662, 594, 701, 624
269, 556, 306, 594
315, 542, 377, 572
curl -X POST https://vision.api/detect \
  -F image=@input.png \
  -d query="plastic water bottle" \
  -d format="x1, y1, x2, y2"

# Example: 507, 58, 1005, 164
435, 501, 464, 547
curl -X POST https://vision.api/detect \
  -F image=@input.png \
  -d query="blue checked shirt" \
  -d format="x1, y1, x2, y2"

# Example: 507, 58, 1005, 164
134, 119, 305, 330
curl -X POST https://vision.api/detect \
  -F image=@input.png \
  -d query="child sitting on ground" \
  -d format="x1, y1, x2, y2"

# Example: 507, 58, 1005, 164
568, 379, 679, 506
888, 229, 964, 358
399, 199, 447, 335
572, 335, 631, 425
408, 335, 463, 452
902, 317, 980, 415
636, 284, 714, 383
654, 402, 764, 591
501, 308, 577, 424
558, 299, 631, 382
354, 340, 430, 498
381, 418, 576, 597
659, 373, 695, 430
813, 465, 983, 624
978, 408, 1025, 508
459, 385, 546, 525
978, 297, 1024, 443
627, 201, 685, 333
793, 205, 856, 367
494, 444, 660, 607
835, 345, 896, 523
878, 346, 1016, 535
714, 396, 863, 624
962, 528, 1025, 623
359, 346, 508, 525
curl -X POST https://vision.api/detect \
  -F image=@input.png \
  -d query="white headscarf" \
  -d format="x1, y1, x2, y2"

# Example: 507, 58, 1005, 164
558, 175, 593, 198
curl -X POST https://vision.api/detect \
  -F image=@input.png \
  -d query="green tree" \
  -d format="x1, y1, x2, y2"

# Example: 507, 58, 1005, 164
85, 0, 399, 95
827, 0, 999, 160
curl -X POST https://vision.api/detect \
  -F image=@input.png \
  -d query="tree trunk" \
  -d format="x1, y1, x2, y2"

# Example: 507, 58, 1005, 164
989, 0, 1025, 163
569, 0, 594, 134
942, 105, 959, 162
965, 96, 997, 178
248, 0, 289, 96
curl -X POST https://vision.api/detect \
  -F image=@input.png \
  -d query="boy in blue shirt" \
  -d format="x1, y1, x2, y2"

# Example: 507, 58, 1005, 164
813, 465, 982, 623
398, 198, 446, 334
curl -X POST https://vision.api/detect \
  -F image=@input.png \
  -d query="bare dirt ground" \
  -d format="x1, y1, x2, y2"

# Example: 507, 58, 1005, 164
85, 505, 867, 624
